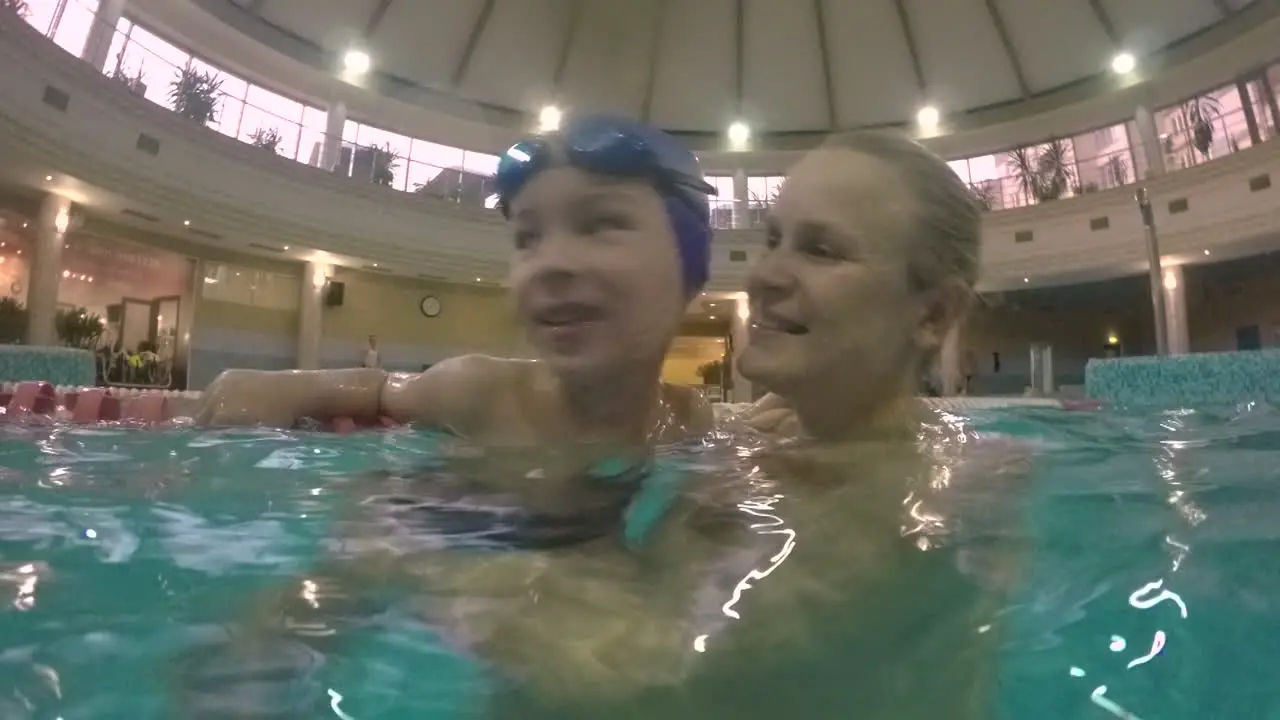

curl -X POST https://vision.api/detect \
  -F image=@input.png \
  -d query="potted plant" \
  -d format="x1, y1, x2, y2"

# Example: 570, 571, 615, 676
371, 143, 400, 186
168, 61, 223, 127
1180, 94, 1224, 158
0, 0, 31, 18
1004, 139, 1074, 204
696, 360, 724, 386
0, 296, 27, 344
55, 307, 105, 349
111, 65, 147, 96
249, 127, 283, 154
968, 181, 998, 211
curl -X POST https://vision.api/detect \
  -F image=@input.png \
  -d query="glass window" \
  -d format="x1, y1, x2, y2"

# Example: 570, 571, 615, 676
296, 105, 328, 164
963, 153, 1006, 210
1000, 139, 1078, 207
408, 140, 465, 199
118, 23, 191, 108
1246, 73, 1279, 140
51, 0, 99, 56
705, 175, 736, 229
1156, 82, 1250, 170
187, 57, 244, 138
347, 122, 412, 189
947, 160, 971, 185
23, 0, 60, 35
461, 151, 499, 176
240, 85, 304, 158
1071, 122, 1133, 193
104, 16, 129, 75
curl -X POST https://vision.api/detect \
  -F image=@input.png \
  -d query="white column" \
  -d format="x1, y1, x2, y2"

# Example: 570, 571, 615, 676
320, 101, 347, 171
939, 322, 962, 396
80, 0, 126, 72
1133, 105, 1166, 177
296, 261, 328, 369
25, 194, 71, 346
729, 293, 752, 403
1162, 264, 1189, 355
731, 169, 749, 229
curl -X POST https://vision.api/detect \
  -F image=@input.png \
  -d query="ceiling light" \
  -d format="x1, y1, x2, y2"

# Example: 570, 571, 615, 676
916, 105, 940, 129
1203, 249, 1211, 256
1023, 277, 1029, 283
475, 277, 482, 282
727, 121, 750, 147
1110, 52, 1136, 75
708, 315, 717, 320
343, 49, 371, 75
282, 245, 289, 250
44, 175, 53, 182
538, 105, 562, 132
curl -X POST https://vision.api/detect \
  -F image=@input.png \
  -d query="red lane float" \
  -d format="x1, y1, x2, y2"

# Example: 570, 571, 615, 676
0, 381, 401, 431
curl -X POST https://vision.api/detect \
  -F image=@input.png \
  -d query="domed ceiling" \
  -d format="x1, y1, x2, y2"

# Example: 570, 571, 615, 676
200, 0, 1263, 138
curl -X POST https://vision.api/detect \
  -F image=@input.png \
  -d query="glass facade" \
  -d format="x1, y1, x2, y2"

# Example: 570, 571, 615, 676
14, 0, 1280, 227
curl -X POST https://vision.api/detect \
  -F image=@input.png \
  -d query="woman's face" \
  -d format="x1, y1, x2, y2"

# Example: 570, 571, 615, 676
507, 166, 687, 378
738, 148, 945, 400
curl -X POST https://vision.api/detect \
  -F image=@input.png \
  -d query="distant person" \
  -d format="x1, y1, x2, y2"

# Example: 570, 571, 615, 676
960, 349, 977, 395
362, 334, 380, 369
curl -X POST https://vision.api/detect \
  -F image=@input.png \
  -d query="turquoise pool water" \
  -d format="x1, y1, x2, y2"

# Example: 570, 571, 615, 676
1, 406, 1278, 718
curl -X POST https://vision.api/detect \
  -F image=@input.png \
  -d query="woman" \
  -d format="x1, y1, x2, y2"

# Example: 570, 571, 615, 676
442, 132, 1027, 719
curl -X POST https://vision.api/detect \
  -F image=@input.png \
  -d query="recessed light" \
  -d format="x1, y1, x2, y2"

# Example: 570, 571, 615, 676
916, 105, 940, 129
1023, 277, 1029, 283
708, 315, 717, 320
183, 220, 191, 226
343, 49, 371, 75
475, 277, 482, 282
282, 245, 289, 250
727, 121, 750, 147
1203, 249, 1211, 256
44, 175, 53, 182
538, 105, 561, 132
1110, 52, 1136, 75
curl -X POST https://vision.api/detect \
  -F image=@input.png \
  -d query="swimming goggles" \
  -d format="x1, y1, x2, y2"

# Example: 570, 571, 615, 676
494, 115, 717, 221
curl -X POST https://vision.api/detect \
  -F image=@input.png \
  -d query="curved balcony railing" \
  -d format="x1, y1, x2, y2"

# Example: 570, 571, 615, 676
7, 0, 1280, 232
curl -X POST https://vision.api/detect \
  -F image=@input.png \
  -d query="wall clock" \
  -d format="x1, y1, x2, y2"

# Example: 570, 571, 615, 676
420, 295, 442, 318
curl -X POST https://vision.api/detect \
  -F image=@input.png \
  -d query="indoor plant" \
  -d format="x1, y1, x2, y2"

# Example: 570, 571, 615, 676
0, 0, 31, 19
1004, 138, 1075, 204
249, 127, 283, 154
111, 65, 147, 96
0, 296, 27, 344
55, 307, 105, 350
168, 61, 223, 127
370, 143, 400, 186
1179, 93, 1224, 157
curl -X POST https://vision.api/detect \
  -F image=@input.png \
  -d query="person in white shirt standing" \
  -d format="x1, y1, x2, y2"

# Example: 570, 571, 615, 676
362, 334, 380, 369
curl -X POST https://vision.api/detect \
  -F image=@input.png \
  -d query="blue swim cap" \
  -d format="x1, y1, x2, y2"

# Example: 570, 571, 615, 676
495, 115, 716, 295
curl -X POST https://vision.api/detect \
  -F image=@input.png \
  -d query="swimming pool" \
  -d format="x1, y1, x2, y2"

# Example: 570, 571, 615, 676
0, 404, 1277, 718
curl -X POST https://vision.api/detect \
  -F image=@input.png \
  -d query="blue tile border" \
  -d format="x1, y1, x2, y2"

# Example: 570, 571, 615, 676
0, 345, 95, 387
1086, 350, 1280, 407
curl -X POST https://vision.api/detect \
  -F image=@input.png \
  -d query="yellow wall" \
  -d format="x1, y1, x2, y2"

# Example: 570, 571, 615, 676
662, 336, 726, 386
322, 268, 526, 353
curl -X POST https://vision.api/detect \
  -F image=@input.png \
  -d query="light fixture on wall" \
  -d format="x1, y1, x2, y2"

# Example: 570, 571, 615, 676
1107, 333, 1120, 345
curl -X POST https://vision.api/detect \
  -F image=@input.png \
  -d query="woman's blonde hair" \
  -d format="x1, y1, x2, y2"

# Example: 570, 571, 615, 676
823, 130, 982, 293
